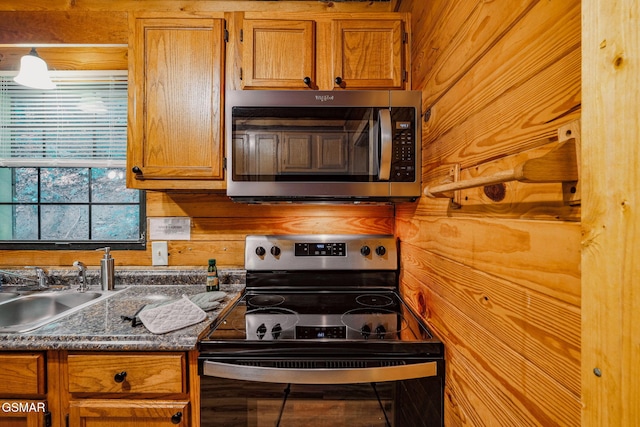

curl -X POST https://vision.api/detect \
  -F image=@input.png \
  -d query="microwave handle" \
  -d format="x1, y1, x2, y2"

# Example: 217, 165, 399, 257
378, 109, 392, 181
202, 360, 438, 384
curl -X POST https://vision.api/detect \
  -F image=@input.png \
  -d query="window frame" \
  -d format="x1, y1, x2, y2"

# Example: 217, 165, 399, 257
0, 70, 146, 250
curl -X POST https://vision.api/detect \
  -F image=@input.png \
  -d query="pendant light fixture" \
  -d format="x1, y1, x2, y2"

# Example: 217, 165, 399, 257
13, 47, 56, 90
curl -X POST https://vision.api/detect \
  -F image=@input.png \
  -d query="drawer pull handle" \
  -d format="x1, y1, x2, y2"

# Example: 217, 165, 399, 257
171, 411, 183, 424
114, 371, 127, 383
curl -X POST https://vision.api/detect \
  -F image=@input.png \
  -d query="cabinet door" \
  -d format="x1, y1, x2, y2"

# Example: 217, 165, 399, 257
0, 404, 47, 427
242, 19, 315, 89
333, 19, 405, 89
128, 17, 225, 190
69, 400, 189, 427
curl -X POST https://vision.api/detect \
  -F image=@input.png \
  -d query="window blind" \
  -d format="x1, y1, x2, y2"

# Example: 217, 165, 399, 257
0, 70, 127, 167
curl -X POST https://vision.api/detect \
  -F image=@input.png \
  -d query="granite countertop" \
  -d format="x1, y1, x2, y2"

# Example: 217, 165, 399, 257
0, 269, 245, 352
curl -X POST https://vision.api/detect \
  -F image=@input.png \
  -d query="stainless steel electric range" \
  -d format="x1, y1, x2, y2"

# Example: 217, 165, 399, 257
198, 235, 444, 427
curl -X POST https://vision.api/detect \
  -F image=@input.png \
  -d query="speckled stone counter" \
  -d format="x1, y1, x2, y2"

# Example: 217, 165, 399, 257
0, 269, 245, 351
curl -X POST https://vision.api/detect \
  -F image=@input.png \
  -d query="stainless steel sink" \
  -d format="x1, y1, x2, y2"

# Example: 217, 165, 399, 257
0, 291, 107, 333
0, 292, 20, 303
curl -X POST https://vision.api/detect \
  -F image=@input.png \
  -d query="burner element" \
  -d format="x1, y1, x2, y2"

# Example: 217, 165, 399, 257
355, 294, 394, 308
248, 295, 285, 308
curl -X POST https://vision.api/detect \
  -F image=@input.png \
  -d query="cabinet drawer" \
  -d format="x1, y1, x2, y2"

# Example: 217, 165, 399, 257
68, 353, 186, 395
0, 353, 45, 396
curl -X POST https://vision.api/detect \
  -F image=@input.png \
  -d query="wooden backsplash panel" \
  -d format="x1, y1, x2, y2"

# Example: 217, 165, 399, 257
145, 192, 395, 267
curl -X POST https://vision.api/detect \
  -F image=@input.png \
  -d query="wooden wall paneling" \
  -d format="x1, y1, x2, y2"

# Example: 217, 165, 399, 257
402, 266, 581, 427
396, 215, 581, 305
400, 243, 580, 396
145, 192, 395, 220
413, 0, 538, 108
0, 11, 128, 44
423, 45, 581, 183
582, 0, 640, 425
0, 1, 393, 13
422, 0, 581, 179
0, 47, 128, 71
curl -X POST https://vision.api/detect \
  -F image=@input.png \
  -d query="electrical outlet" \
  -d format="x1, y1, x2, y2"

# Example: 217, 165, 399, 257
152, 241, 168, 266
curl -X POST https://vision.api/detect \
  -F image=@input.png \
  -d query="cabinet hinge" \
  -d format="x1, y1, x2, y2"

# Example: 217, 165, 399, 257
240, 29, 243, 43
403, 70, 408, 82
239, 68, 243, 81
44, 411, 52, 427
224, 28, 229, 43
403, 32, 408, 44
223, 157, 227, 169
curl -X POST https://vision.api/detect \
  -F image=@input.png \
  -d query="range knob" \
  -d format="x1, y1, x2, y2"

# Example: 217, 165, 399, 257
361, 324, 371, 340
256, 323, 267, 340
375, 246, 386, 256
271, 323, 283, 340
255, 246, 266, 256
375, 325, 387, 339
360, 245, 371, 256
270, 246, 281, 257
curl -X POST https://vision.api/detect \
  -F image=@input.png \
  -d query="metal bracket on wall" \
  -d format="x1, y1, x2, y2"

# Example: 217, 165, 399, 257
423, 119, 581, 206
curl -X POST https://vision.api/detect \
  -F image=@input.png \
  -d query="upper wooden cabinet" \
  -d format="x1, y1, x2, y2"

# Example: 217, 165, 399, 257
127, 15, 226, 190
241, 19, 316, 89
240, 16, 407, 90
332, 19, 405, 90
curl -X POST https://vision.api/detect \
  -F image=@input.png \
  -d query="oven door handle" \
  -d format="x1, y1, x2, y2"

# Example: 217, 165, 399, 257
202, 360, 438, 384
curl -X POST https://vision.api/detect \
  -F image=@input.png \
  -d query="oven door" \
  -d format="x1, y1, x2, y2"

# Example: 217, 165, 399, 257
199, 353, 444, 427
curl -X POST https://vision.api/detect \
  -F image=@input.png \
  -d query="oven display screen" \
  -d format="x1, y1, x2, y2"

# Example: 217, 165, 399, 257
295, 242, 346, 256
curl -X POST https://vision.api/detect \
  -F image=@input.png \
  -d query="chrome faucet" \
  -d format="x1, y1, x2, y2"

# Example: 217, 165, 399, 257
73, 261, 88, 292
0, 267, 49, 289
28, 266, 49, 289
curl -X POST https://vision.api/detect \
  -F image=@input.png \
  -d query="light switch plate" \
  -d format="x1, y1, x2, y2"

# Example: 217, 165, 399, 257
152, 241, 168, 266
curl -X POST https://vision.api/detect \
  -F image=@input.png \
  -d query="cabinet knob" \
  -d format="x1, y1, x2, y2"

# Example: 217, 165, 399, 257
334, 76, 343, 86
114, 371, 127, 383
303, 76, 312, 87
132, 166, 142, 175
171, 411, 183, 424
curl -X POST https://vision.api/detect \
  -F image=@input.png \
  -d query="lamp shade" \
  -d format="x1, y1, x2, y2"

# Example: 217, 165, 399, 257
13, 48, 56, 90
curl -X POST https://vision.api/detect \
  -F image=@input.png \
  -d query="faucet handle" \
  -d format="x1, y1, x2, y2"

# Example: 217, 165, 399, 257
24, 266, 49, 288
73, 261, 89, 292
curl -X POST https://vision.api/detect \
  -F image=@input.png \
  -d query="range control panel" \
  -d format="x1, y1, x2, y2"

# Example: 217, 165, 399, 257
245, 234, 397, 271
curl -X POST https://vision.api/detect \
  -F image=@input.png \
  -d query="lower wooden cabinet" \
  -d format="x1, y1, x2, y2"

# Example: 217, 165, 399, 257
0, 351, 199, 427
65, 352, 194, 427
0, 353, 48, 427
69, 400, 189, 427
0, 402, 48, 427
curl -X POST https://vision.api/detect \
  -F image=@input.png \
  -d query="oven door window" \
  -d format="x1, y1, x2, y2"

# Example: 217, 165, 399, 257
231, 106, 400, 182
201, 377, 394, 427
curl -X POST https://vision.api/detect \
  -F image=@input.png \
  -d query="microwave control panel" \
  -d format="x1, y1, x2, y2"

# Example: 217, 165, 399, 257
391, 121, 415, 182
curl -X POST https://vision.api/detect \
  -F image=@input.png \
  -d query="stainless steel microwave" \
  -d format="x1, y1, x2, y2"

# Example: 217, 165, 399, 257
226, 90, 421, 203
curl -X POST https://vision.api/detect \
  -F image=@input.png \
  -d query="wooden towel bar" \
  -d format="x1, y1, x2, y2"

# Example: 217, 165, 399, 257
423, 120, 581, 205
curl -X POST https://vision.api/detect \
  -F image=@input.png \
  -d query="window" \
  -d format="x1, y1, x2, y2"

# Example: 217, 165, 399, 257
0, 71, 145, 249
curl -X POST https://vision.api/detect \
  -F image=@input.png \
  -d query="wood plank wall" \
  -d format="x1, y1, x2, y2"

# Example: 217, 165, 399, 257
0, 1, 394, 269
395, 0, 582, 425
582, 0, 640, 425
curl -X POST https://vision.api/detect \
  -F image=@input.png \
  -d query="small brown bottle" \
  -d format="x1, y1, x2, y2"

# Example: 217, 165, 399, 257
206, 259, 219, 292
